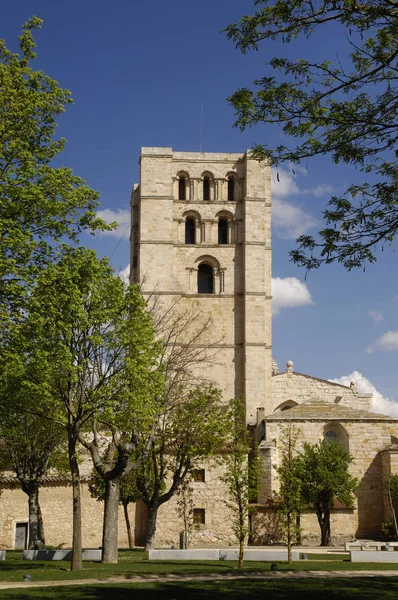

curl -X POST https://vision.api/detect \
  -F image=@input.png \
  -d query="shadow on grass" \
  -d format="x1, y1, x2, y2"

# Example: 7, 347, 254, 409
1, 578, 398, 600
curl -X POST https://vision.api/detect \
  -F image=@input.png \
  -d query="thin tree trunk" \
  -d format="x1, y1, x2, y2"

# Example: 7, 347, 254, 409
145, 503, 159, 550
102, 478, 121, 563
318, 505, 331, 546
238, 537, 244, 570
27, 486, 40, 550
287, 513, 292, 564
68, 430, 83, 571
123, 501, 134, 549
37, 500, 45, 545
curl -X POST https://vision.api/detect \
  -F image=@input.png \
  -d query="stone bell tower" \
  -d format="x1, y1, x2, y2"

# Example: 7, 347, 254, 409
130, 147, 272, 423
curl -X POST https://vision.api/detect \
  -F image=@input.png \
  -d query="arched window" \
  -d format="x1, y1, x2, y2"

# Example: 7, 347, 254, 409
281, 405, 292, 412
198, 263, 213, 293
227, 177, 235, 201
324, 430, 339, 443
203, 177, 210, 201
185, 218, 195, 244
179, 176, 186, 200
218, 219, 228, 244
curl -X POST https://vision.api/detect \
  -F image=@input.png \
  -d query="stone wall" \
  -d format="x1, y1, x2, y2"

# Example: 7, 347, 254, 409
155, 460, 236, 549
0, 481, 134, 550
251, 507, 355, 546
271, 372, 372, 413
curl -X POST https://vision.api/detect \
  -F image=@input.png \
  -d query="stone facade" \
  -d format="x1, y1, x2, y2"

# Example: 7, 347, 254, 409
131, 147, 273, 423
1, 147, 397, 550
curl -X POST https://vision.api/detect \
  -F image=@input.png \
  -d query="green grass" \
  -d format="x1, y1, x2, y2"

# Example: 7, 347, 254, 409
1, 578, 398, 600
1, 549, 398, 584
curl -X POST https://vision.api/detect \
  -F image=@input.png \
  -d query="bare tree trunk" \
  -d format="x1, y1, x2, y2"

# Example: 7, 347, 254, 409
68, 430, 82, 571
238, 537, 244, 570
37, 501, 45, 545
123, 500, 134, 549
102, 478, 121, 563
318, 504, 331, 547
287, 513, 292, 565
145, 503, 159, 550
27, 486, 40, 549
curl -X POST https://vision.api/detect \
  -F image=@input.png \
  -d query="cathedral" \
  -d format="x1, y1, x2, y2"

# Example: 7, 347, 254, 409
131, 147, 398, 547
0, 147, 397, 550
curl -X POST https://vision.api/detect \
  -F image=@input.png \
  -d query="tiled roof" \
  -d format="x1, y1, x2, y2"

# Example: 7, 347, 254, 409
272, 370, 352, 389
264, 398, 397, 421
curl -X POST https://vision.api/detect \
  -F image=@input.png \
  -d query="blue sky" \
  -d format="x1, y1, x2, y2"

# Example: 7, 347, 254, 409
2, 0, 397, 414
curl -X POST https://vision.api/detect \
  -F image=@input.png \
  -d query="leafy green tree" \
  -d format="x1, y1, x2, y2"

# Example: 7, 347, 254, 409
384, 475, 398, 539
0, 406, 65, 549
222, 399, 261, 570
2, 248, 160, 569
225, 1, 398, 270
296, 439, 357, 546
276, 424, 304, 563
136, 387, 228, 550
0, 18, 110, 324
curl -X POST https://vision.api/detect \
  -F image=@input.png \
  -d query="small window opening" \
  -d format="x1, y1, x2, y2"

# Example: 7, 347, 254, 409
192, 469, 205, 483
218, 219, 228, 245
203, 177, 210, 201
281, 405, 292, 411
193, 508, 205, 525
198, 263, 213, 294
179, 177, 186, 200
185, 218, 195, 244
228, 177, 235, 201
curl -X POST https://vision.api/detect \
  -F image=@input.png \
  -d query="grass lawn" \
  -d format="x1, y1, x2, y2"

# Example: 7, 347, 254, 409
1, 578, 398, 599
1, 549, 398, 584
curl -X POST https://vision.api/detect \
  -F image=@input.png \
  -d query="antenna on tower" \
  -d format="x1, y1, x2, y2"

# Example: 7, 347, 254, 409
200, 102, 204, 152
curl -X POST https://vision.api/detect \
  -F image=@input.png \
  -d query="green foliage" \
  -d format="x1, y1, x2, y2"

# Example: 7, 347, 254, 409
0, 18, 111, 323
89, 464, 141, 505
384, 475, 398, 539
295, 439, 357, 545
276, 424, 304, 560
221, 398, 259, 569
2, 246, 162, 436
225, 1, 398, 269
136, 387, 228, 508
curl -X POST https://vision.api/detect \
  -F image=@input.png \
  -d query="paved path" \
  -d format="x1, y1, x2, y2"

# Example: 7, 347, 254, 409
2, 570, 398, 590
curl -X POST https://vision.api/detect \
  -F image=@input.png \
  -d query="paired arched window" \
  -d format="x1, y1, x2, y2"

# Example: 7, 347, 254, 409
218, 219, 228, 244
179, 176, 186, 200
185, 218, 195, 244
198, 263, 214, 294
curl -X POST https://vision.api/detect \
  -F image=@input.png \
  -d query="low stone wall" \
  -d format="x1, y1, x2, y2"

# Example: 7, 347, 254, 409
351, 550, 398, 562
23, 549, 102, 561
149, 548, 300, 561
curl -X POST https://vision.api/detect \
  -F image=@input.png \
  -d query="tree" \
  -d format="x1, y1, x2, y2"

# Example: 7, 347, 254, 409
3, 248, 160, 569
0, 18, 110, 324
89, 466, 141, 549
296, 439, 357, 546
0, 407, 65, 549
276, 424, 304, 563
384, 475, 398, 540
221, 399, 261, 570
136, 387, 229, 550
225, 1, 398, 270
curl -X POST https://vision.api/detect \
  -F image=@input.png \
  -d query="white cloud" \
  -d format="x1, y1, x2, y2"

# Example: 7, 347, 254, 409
301, 183, 335, 198
273, 199, 318, 239
271, 168, 299, 199
272, 277, 313, 315
271, 167, 319, 239
97, 208, 130, 238
118, 264, 130, 285
368, 310, 384, 323
330, 371, 398, 417
367, 330, 398, 353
